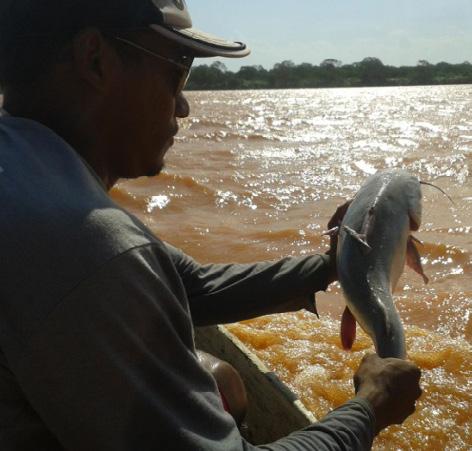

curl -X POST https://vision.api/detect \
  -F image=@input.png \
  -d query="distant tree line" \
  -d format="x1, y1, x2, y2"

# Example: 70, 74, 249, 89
186, 58, 472, 90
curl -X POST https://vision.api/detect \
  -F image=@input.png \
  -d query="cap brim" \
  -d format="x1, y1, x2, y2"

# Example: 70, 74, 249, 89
150, 24, 250, 58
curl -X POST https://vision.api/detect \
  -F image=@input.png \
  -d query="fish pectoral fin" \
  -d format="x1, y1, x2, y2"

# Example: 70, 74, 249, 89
341, 306, 357, 350
410, 235, 423, 246
407, 235, 429, 284
322, 226, 339, 237
343, 225, 372, 253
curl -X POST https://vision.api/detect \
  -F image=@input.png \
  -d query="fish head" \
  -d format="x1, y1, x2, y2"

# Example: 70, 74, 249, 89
405, 176, 423, 231
376, 170, 422, 231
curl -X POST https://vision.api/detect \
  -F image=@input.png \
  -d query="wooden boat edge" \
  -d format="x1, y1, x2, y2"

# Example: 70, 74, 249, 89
195, 325, 316, 444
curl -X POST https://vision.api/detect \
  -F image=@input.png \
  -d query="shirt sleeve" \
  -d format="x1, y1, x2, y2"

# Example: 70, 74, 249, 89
164, 243, 332, 326
255, 399, 376, 451
9, 244, 375, 451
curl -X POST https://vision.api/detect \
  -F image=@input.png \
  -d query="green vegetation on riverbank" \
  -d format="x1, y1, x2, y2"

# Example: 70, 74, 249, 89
187, 58, 472, 90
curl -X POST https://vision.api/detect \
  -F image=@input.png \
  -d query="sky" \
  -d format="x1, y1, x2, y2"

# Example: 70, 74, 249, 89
187, 0, 472, 71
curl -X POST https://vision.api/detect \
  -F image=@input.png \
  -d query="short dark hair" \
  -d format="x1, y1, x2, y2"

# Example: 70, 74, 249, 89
0, 31, 144, 90
0, 0, 162, 89
0, 34, 74, 89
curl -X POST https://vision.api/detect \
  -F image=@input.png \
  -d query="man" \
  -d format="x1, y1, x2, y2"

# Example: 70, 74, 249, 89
0, 1, 421, 450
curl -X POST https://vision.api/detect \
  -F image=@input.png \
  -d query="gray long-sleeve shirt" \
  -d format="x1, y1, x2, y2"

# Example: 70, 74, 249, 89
0, 116, 375, 450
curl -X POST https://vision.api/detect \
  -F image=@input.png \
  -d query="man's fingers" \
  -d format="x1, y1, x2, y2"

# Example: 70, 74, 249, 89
416, 386, 423, 399
398, 402, 417, 424
353, 374, 360, 393
354, 353, 423, 433
412, 366, 422, 382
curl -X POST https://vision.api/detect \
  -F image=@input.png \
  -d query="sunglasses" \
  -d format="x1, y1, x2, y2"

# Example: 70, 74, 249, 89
114, 36, 193, 94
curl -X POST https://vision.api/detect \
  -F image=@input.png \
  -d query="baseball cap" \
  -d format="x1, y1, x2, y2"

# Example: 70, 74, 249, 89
0, 0, 250, 58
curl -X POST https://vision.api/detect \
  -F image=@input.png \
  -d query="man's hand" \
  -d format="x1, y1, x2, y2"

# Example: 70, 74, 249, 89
325, 200, 351, 284
354, 354, 422, 434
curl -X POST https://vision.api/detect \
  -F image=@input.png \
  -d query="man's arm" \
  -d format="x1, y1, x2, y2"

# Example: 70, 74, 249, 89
8, 243, 378, 451
9, 244, 420, 451
258, 399, 375, 450
165, 242, 332, 326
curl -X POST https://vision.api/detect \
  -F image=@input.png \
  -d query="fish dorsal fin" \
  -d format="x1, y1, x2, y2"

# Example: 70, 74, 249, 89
343, 225, 372, 253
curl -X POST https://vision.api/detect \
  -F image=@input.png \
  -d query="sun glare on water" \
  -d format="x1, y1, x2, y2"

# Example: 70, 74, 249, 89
114, 85, 472, 450
227, 311, 471, 451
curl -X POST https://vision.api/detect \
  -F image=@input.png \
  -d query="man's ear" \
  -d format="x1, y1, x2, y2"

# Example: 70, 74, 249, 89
72, 29, 117, 91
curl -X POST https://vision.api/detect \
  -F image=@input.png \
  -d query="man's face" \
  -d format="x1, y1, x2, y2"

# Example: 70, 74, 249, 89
104, 31, 191, 180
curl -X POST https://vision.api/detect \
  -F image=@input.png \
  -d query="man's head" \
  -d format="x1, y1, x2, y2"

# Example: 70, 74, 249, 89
0, 1, 249, 187
0, 0, 250, 89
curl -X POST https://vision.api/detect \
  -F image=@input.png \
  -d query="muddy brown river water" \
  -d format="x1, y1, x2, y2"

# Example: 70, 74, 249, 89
113, 85, 472, 450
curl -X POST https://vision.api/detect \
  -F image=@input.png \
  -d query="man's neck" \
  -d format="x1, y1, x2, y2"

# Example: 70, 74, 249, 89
4, 95, 115, 191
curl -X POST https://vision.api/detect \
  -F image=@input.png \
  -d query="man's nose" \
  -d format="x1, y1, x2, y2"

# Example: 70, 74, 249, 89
175, 93, 190, 118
